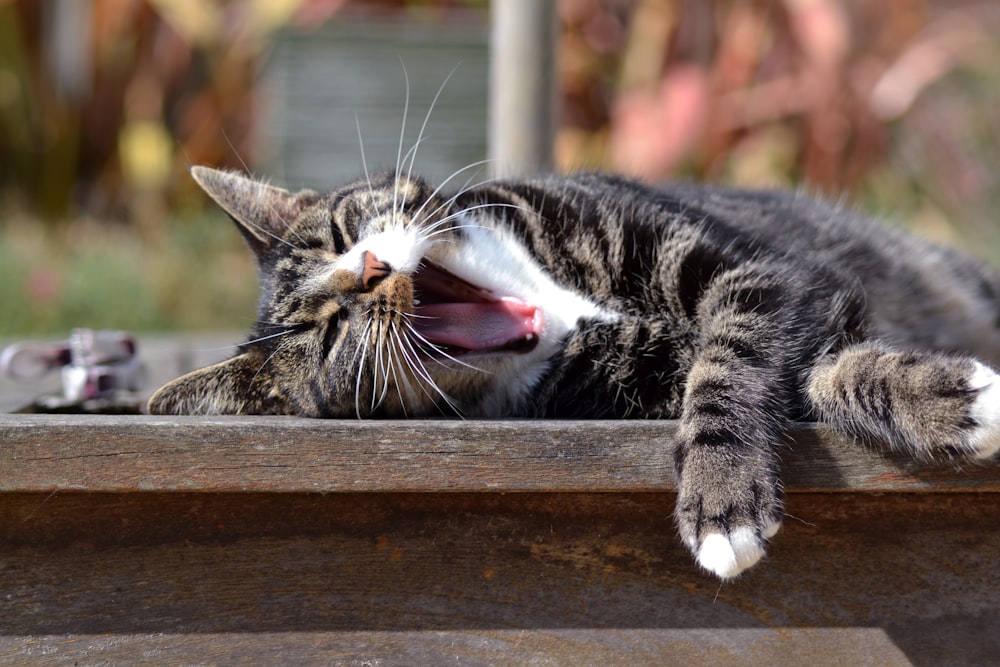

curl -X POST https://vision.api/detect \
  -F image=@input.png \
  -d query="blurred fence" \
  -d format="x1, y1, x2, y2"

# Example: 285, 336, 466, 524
264, 11, 489, 191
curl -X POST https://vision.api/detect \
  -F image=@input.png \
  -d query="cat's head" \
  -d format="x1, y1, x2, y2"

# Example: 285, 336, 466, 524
147, 166, 547, 417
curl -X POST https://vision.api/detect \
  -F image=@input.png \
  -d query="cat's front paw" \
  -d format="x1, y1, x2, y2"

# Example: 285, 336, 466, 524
691, 522, 780, 579
674, 455, 783, 579
968, 362, 1000, 460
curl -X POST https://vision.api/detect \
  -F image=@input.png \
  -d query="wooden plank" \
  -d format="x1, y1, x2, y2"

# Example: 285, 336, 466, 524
2, 492, 998, 665
0, 629, 914, 666
0, 628, 916, 667
1, 415, 998, 493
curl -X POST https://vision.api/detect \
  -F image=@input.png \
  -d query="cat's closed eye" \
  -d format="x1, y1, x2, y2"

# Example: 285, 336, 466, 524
320, 309, 347, 359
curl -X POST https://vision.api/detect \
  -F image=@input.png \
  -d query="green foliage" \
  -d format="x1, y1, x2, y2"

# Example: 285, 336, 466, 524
0, 216, 256, 336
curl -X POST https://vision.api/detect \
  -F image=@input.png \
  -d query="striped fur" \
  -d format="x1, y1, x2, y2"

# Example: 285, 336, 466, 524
149, 167, 1000, 579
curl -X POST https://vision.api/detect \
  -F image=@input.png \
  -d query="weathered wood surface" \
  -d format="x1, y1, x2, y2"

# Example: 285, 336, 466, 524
2, 414, 999, 493
2, 412, 999, 664
2, 492, 998, 666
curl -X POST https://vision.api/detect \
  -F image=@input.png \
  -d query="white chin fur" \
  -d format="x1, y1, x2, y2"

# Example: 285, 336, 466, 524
696, 527, 767, 580
441, 221, 619, 416
968, 362, 1000, 460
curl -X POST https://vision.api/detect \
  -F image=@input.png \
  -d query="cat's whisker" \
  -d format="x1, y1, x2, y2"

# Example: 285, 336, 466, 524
452, 202, 535, 220
407, 158, 497, 227
248, 336, 293, 393
413, 165, 502, 225
351, 319, 375, 419
387, 322, 425, 416
389, 314, 459, 404
240, 327, 303, 347
241, 213, 304, 251
394, 345, 435, 414
377, 319, 399, 410
255, 321, 300, 329
402, 319, 488, 374
399, 141, 423, 177
397, 329, 464, 417
372, 318, 391, 412
392, 61, 411, 227
420, 202, 533, 235
386, 65, 469, 241
428, 155, 497, 193
399, 311, 441, 321
370, 348, 383, 413
407, 344, 465, 419
355, 115, 383, 219
414, 167, 517, 224
350, 319, 373, 366
392, 329, 432, 394
259, 195, 309, 250
412, 215, 484, 242
404, 63, 461, 187
413, 178, 504, 236
352, 319, 374, 419
381, 323, 404, 410
414, 203, 532, 244
418, 223, 490, 242
221, 137, 308, 248
221, 129, 249, 171
377, 321, 401, 412
229, 166, 306, 250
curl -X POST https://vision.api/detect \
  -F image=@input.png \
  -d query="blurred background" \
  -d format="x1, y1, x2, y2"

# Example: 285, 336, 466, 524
2, 0, 1000, 336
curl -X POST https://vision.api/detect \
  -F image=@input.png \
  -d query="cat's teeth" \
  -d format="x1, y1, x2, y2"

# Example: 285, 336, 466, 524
414, 299, 421, 306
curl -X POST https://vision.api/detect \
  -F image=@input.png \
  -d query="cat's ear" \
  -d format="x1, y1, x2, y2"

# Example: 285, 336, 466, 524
146, 353, 275, 415
191, 166, 319, 255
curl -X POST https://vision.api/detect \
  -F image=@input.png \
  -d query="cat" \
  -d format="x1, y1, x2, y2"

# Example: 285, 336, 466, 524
148, 165, 1000, 580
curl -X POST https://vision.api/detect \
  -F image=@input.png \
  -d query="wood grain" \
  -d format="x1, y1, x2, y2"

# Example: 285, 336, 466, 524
2, 492, 998, 665
3, 413, 999, 664
2, 415, 998, 493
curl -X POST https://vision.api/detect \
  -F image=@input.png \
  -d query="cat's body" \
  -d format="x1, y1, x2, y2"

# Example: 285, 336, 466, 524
149, 167, 1000, 579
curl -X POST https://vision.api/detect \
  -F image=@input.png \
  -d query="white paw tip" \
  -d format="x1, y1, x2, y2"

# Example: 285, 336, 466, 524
729, 526, 766, 571
762, 519, 782, 540
697, 534, 739, 579
696, 528, 765, 579
969, 362, 1000, 460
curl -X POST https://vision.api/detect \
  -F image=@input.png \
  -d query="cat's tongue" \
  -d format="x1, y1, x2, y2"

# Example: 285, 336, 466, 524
414, 297, 541, 352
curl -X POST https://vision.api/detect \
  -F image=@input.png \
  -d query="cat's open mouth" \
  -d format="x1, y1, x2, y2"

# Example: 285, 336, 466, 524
410, 260, 542, 355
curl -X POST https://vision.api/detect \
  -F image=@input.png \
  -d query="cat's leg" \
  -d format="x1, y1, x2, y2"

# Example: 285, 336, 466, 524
675, 349, 787, 579
807, 342, 1000, 460
673, 273, 799, 579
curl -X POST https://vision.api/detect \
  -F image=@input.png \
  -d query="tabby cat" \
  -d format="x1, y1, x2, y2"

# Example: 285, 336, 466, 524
149, 165, 1000, 579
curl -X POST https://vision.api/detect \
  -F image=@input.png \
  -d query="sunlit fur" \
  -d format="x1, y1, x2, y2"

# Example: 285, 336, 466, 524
148, 87, 1000, 582
147, 167, 612, 419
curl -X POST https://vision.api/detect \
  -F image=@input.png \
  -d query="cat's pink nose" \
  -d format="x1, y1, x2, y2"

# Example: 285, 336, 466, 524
361, 251, 392, 290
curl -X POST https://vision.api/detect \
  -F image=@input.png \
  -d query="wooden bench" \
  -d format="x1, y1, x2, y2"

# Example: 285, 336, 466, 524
2, 415, 999, 665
